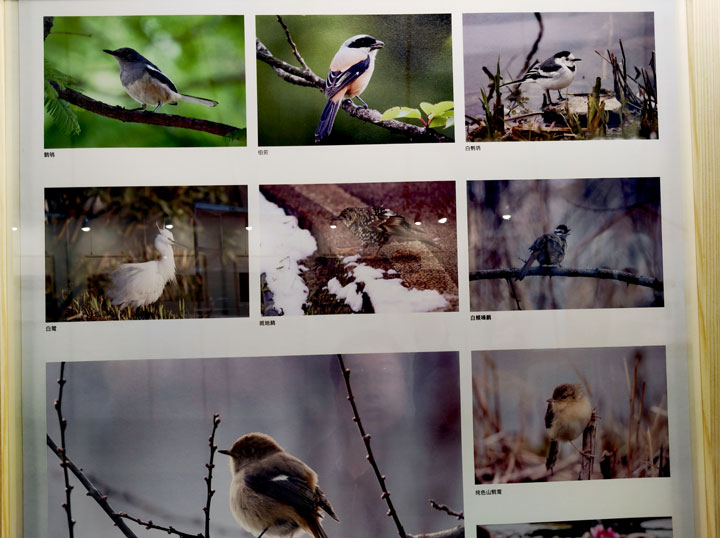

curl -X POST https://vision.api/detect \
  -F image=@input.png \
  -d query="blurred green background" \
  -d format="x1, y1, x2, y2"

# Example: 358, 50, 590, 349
44, 15, 246, 148
256, 14, 454, 146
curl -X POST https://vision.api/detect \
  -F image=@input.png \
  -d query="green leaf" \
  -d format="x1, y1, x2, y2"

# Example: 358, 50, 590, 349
380, 106, 422, 121
44, 90, 81, 135
421, 101, 454, 116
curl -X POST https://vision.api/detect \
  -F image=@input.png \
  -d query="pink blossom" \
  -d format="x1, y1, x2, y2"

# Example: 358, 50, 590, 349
590, 524, 621, 538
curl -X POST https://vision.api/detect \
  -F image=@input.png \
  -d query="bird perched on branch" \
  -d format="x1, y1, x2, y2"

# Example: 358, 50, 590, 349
545, 383, 593, 471
104, 47, 218, 112
219, 433, 339, 538
516, 224, 570, 281
333, 206, 439, 257
315, 34, 384, 142
501, 51, 581, 105
107, 225, 178, 309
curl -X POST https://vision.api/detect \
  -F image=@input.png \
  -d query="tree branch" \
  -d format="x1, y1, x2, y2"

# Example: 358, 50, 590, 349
48, 81, 243, 137
47, 435, 140, 538
117, 514, 201, 538
203, 414, 221, 538
336, 354, 407, 538
409, 525, 464, 538
429, 500, 463, 520
469, 266, 663, 291
54, 362, 75, 537
256, 37, 453, 143
579, 411, 598, 480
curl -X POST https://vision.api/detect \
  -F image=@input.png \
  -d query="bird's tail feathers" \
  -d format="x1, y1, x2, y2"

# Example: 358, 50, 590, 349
516, 251, 538, 281
178, 94, 218, 107
315, 99, 340, 142
546, 440, 559, 471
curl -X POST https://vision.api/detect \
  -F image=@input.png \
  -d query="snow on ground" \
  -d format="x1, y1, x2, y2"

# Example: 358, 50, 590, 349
258, 194, 317, 315
327, 258, 448, 313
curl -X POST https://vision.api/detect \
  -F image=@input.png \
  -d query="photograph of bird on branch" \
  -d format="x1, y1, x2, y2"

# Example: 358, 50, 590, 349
478, 516, 673, 538
473, 346, 669, 484
259, 181, 458, 315
256, 15, 454, 146
44, 15, 246, 148
45, 353, 462, 538
467, 177, 664, 311
463, 12, 657, 141
45, 186, 249, 321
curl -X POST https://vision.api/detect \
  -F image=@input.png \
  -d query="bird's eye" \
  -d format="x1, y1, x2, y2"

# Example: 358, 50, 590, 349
242, 446, 255, 457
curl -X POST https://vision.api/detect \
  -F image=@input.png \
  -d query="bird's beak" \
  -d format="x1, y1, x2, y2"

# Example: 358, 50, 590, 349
547, 398, 553, 403
103, 49, 118, 57
218, 449, 231, 456
371, 41, 385, 50
574, 58, 582, 61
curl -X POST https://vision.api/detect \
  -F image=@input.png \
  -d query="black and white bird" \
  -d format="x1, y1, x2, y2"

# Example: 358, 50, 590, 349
501, 51, 581, 105
516, 224, 570, 281
315, 35, 384, 142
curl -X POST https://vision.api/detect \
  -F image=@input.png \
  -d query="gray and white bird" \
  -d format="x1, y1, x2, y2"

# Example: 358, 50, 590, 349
333, 206, 439, 257
545, 383, 593, 471
107, 226, 177, 309
315, 35, 384, 142
104, 47, 218, 112
501, 51, 581, 105
516, 224, 570, 281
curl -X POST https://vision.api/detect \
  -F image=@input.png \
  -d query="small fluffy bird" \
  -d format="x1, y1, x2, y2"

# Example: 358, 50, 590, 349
315, 35, 384, 142
104, 47, 218, 112
219, 433, 339, 538
333, 206, 439, 256
545, 383, 593, 471
501, 51, 581, 105
107, 227, 177, 309
516, 224, 570, 281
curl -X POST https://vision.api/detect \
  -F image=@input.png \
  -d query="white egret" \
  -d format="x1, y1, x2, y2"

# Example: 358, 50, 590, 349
107, 226, 178, 309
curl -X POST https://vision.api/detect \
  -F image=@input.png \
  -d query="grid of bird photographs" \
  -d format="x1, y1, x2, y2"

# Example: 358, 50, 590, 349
467, 177, 664, 312
473, 346, 669, 484
477, 517, 673, 537
463, 12, 657, 142
43, 15, 246, 148
259, 181, 458, 315
45, 352, 461, 538
45, 186, 249, 321
256, 14, 454, 146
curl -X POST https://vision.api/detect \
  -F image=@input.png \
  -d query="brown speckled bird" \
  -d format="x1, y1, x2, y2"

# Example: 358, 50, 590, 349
333, 206, 439, 256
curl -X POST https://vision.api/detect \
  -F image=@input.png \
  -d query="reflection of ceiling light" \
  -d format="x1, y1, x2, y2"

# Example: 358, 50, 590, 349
330, 224, 337, 229
10, 227, 18, 231
502, 214, 512, 220
81, 226, 91, 232
165, 224, 174, 230
246, 226, 252, 231
414, 221, 422, 226
438, 217, 448, 224
81, 217, 91, 232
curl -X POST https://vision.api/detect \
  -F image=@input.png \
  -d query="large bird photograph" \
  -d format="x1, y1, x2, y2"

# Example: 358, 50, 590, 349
463, 12, 657, 142
472, 346, 669, 484
467, 177, 664, 311
256, 14, 454, 146
44, 186, 249, 321
258, 181, 458, 315
44, 15, 246, 148
45, 353, 462, 538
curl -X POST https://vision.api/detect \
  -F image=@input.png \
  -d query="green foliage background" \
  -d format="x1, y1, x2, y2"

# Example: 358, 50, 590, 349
256, 14, 454, 146
44, 15, 246, 148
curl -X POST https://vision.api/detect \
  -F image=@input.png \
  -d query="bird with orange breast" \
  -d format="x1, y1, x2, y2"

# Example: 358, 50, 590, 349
315, 34, 384, 142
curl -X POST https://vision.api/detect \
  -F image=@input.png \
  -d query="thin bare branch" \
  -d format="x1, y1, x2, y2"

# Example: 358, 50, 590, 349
276, 15, 310, 71
409, 526, 465, 538
203, 414, 221, 538
47, 435, 140, 538
118, 514, 202, 538
429, 500, 463, 520
469, 266, 663, 291
336, 354, 407, 538
54, 362, 75, 537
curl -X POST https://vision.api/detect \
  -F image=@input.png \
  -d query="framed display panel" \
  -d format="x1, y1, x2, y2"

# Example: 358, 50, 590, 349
4, 0, 709, 537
